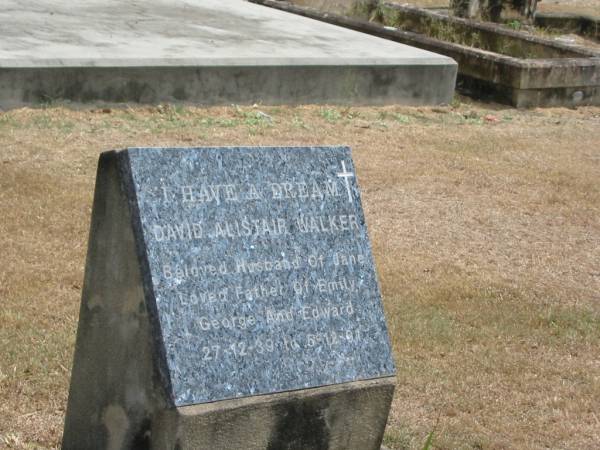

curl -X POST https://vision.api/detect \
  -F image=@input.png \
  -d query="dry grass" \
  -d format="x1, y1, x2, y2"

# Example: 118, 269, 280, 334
0, 100, 599, 449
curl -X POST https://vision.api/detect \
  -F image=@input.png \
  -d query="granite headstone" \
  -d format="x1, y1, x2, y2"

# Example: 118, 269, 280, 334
62, 147, 396, 450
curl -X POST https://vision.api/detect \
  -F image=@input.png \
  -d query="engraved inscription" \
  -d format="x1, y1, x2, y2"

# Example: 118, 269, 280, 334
156, 171, 366, 353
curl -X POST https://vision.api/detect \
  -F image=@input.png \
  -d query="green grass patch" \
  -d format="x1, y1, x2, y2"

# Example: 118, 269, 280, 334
319, 108, 342, 123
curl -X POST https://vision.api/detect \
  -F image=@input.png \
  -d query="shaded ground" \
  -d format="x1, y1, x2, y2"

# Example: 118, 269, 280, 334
295, 0, 600, 15
0, 101, 599, 449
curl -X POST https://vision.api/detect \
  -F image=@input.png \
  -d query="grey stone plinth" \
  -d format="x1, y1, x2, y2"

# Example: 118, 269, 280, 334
153, 377, 396, 450
62, 152, 167, 450
0, 0, 457, 108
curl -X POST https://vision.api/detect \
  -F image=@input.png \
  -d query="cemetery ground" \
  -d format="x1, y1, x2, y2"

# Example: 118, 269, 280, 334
1, 101, 599, 450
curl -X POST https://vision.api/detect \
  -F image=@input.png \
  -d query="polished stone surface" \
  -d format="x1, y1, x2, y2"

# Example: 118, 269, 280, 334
124, 147, 395, 406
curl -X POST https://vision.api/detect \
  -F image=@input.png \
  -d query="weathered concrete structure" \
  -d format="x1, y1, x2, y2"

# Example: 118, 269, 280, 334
262, 1, 600, 107
0, 0, 456, 108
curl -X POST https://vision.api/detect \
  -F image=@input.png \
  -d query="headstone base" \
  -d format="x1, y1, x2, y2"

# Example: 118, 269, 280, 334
152, 377, 395, 450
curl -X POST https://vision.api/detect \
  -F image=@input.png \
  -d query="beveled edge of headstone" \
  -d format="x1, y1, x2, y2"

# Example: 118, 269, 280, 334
114, 148, 177, 406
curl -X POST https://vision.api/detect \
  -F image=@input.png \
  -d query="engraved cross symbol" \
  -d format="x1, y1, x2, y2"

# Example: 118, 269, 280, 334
337, 161, 354, 203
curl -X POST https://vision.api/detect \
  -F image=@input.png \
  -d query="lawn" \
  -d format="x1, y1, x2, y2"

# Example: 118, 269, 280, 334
1, 101, 599, 449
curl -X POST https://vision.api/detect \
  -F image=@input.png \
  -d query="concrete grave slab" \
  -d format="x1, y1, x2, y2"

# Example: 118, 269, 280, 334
0, 0, 457, 108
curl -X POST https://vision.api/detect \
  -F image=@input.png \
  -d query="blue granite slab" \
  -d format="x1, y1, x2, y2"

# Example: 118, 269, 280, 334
124, 146, 395, 406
